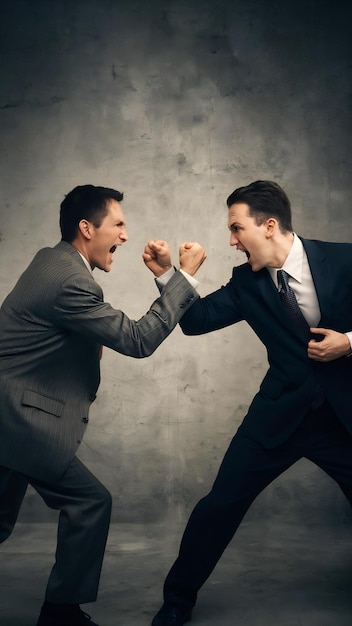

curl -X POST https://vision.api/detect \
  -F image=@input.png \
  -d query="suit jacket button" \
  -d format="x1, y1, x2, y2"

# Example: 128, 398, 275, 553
82, 417, 89, 423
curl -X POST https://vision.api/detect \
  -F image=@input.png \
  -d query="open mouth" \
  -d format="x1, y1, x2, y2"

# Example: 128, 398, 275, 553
109, 245, 117, 254
244, 250, 250, 259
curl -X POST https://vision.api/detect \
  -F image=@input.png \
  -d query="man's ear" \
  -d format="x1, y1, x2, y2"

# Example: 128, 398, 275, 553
265, 217, 277, 238
78, 219, 92, 240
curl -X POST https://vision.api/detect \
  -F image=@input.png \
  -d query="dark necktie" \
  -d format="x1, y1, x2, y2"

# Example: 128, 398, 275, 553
277, 269, 310, 340
277, 269, 324, 408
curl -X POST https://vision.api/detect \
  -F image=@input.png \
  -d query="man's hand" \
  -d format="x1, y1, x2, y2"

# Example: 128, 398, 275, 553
179, 242, 207, 276
308, 328, 351, 362
142, 240, 173, 277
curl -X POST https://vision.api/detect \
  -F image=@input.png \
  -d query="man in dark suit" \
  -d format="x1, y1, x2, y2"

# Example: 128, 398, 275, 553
0, 184, 206, 626
151, 180, 352, 626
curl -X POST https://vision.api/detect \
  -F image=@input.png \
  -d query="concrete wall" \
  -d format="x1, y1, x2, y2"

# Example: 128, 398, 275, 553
1, 0, 351, 532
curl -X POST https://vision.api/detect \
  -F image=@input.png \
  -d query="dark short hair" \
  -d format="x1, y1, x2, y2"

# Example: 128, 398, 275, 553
226, 180, 293, 233
60, 184, 124, 242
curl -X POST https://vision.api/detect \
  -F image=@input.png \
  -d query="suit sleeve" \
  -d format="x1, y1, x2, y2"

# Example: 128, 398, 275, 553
180, 270, 243, 335
53, 269, 199, 357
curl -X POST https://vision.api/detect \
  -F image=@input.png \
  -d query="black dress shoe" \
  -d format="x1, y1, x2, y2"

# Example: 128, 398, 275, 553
151, 604, 192, 626
37, 602, 99, 626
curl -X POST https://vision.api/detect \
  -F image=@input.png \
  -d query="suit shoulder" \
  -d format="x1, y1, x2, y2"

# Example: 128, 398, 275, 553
302, 237, 352, 251
17, 244, 98, 296
302, 237, 352, 261
36, 243, 90, 274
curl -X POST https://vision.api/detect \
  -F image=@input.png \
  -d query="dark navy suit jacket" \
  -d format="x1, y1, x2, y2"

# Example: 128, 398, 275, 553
180, 238, 352, 447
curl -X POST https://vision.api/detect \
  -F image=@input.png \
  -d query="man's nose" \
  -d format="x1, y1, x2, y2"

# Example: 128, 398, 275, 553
120, 228, 128, 242
230, 232, 238, 246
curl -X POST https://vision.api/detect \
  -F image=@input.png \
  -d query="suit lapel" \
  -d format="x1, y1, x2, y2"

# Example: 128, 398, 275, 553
301, 238, 333, 327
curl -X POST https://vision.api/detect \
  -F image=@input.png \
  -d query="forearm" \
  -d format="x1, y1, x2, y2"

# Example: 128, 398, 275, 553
112, 271, 199, 356
180, 285, 242, 335
55, 271, 198, 358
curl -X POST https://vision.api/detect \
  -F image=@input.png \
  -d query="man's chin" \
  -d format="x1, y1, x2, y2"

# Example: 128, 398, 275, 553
250, 262, 264, 272
96, 263, 112, 273
247, 258, 259, 271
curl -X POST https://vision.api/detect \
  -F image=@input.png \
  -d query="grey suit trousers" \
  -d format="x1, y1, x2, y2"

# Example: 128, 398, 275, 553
0, 457, 112, 604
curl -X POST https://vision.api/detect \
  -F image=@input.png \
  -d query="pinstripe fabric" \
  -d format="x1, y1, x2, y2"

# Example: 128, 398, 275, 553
0, 240, 199, 481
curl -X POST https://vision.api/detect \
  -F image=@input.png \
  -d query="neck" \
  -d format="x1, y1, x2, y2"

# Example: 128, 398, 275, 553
270, 232, 294, 268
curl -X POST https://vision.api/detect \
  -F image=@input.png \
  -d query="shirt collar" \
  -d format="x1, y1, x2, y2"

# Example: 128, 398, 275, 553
267, 233, 304, 284
77, 251, 93, 274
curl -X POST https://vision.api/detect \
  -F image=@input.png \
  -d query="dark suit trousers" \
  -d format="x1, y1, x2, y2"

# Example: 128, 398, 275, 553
163, 401, 352, 610
0, 456, 112, 604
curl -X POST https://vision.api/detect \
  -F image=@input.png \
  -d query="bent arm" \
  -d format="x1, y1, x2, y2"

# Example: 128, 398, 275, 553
54, 270, 199, 358
180, 278, 243, 336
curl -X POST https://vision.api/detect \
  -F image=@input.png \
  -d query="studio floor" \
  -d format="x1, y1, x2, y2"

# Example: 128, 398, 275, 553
1, 519, 352, 626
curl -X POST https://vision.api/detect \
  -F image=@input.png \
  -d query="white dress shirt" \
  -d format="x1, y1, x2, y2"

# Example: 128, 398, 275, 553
156, 268, 199, 290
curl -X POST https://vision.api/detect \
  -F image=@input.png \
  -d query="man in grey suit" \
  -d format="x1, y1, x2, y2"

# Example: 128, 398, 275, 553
0, 184, 206, 626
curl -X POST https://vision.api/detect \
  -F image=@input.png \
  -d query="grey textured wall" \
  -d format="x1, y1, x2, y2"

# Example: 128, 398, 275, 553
0, 0, 351, 532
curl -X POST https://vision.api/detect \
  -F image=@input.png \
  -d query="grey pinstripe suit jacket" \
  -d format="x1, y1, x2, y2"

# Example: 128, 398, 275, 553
0, 241, 198, 481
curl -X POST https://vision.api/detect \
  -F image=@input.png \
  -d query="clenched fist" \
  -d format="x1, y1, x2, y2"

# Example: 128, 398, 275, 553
142, 240, 173, 277
179, 242, 207, 276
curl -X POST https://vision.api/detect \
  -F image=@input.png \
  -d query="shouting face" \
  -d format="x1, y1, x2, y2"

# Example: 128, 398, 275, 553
86, 199, 128, 272
227, 202, 277, 272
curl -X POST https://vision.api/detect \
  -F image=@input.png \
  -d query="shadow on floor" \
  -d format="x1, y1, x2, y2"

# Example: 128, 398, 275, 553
1, 521, 352, 625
